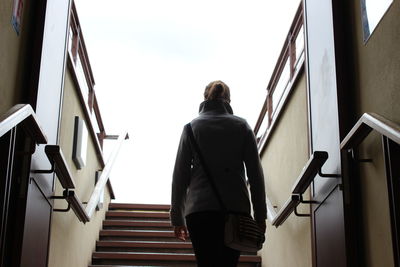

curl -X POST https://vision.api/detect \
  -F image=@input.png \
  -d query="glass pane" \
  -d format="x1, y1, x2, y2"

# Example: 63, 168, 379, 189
272, 57, 290, 113
294, 50, 304, 73
295, 25, 304, 62
361, 0, 393, 41
76, 55, 90, 107
68, 26, 74, 54
256, 115, 269, 142
91, 112, 100, 134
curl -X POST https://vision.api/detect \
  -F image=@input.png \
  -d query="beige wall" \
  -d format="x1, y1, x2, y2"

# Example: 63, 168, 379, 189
349, 1, 400, 266
0, 0, 31, 115
259, 74, 311, 267
47, 70, 111, 267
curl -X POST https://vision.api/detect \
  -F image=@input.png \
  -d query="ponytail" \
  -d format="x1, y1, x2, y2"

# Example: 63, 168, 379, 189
204, 80, 230, 102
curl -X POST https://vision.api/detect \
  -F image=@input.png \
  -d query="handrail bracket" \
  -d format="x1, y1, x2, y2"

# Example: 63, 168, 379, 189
51, 189, 72, 213
294, 195, 317, 217
318, 168, 341, 178
349, 149, 373, 163
32, 163, 55, 174
294, 206, 310, 217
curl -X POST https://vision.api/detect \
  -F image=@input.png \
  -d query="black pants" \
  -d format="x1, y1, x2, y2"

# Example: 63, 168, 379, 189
186, 211, 241, 267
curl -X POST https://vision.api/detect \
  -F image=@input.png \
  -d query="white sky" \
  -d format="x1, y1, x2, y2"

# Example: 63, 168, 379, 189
75, 0, 300, 204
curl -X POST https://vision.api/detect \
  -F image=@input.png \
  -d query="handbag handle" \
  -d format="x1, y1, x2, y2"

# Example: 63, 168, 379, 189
185, 123, 227, 212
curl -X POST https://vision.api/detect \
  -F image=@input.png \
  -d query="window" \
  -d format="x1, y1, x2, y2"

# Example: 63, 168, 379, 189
254, 4, 305, 149
67, 3, 106, 148
361, 0, 393, 42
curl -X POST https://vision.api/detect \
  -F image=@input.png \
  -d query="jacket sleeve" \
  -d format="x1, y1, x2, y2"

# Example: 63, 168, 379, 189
243, 124, 267, 222
170, 125, 192, 226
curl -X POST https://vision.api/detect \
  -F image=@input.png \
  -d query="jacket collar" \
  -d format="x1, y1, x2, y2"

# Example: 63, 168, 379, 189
199, 99, 234, 115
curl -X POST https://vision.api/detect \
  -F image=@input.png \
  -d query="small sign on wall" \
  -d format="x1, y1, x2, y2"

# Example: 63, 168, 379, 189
11, 0, 24, 35
72, 116, 88, 169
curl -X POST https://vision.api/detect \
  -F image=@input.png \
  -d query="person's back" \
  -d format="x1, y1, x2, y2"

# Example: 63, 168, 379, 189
170, 80, 267, 267
186, 100, 260, 219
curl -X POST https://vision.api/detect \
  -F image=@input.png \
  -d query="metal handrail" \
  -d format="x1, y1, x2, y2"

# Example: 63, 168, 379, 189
341, 112, 400, 150
85, 132, 129, 219
266, 196, 278, 223
271, 151, 330, 227
272, 195, 301, 227
292, 151, 328, 194
0, 104, 47, 143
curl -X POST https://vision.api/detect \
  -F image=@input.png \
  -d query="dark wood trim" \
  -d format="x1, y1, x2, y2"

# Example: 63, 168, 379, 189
100, 230, 175, 238
108, 203, 171, 211
71, 3, 95, 89
103, 220, 171, 228
383, 137, 400, 267
43, 145, 75, 189
107, 180, 115, 200
96, 240, 192, 249
268, 44, 290, 94
106, 211, 170, 219
91, 251, 261, 263
255, 2, 304, 151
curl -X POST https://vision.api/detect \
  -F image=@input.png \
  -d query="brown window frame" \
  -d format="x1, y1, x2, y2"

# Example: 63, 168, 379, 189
254, 3, 305, 152
67, 2, 106, 148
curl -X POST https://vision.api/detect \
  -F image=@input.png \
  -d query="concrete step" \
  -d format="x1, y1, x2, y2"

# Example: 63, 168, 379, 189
109, 203, 170, 212
103, 220, 171, 230
106, 211, 170, 221
99, 230, 181, 242
97, 240, 193, 253
90, 203, 262, 267
91, 252, 261, 267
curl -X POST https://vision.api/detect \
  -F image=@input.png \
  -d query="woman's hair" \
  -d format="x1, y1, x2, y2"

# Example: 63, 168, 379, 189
204, 80, 230, 103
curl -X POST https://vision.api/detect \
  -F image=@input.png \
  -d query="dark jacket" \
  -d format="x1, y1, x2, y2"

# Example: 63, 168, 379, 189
170, 99, 267, 226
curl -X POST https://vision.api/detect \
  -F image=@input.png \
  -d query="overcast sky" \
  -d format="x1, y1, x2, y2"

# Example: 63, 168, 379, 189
75, 0, 300, 204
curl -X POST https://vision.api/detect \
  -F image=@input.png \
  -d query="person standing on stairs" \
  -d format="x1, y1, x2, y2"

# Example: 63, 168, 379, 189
170, 80, 267, 267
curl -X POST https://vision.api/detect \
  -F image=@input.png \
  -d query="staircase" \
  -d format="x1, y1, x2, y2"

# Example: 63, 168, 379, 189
89, 203, 262, 267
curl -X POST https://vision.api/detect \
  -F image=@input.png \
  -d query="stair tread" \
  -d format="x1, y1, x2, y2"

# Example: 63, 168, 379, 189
104, 220, 171, 227
93, 252, 261, 262
97, 241, 192, 248
106, 211, 170, 218
101, 230, 174, 236
93, 203, 261, 266
109, 203, 170, 211
90, 266, 166, 267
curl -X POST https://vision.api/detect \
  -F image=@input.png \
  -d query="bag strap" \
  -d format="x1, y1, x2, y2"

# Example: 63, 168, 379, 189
185, 123, 227, 212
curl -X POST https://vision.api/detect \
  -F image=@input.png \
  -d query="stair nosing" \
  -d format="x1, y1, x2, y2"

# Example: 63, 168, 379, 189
109, 203, 171, 211
97, 240, 192, 248
100, 230, 175, 238
106, 211, 170, 218
92, 251, 261, 262
103, 220, 171, 227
